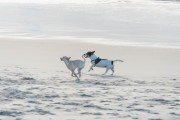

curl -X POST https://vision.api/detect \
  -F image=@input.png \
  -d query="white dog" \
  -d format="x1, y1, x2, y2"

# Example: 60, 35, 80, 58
83, 51, 124, 75
60, 56, 85, 79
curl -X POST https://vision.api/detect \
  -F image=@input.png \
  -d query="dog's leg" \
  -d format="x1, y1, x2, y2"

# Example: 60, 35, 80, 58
102, 68, 109, 75
71, 71, 74, 77
111, 67, 114, 76
77, 68, 82, 78
73, 71, 79, 79
71, 70, 77, 77
88, 65, 93, 72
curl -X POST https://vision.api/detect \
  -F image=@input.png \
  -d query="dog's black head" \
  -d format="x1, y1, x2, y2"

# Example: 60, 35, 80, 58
83, 51, 95, 58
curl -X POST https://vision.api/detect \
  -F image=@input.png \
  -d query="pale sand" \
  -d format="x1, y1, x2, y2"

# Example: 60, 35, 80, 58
0, 38, 180, 120
0, 38, 180, 77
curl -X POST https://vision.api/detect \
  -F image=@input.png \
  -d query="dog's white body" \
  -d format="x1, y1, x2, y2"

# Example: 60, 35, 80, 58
84, 51, 123, 75
60, 56, 85, 79
89, 54, 112, 68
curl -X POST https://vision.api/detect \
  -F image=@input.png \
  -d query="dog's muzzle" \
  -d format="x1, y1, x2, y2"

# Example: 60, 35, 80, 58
83, 54, 86, 58
83, 54, 88, 58
60, 58, 63, 61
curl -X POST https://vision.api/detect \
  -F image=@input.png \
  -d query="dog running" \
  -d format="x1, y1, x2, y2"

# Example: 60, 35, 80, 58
83, 51, 124, 75
60, 56, 85, 79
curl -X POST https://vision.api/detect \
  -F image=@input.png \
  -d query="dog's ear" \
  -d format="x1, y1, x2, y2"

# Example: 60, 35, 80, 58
92, 51, 95, 53
68, 57, 71, 60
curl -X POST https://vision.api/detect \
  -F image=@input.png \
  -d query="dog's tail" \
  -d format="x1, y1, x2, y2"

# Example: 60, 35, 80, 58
113, 60, 124, 63
82, 55, 86, 63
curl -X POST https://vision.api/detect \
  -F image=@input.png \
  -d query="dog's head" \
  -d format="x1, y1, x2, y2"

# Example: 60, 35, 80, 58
60, 56, 71, 61
83, 51, 95, 58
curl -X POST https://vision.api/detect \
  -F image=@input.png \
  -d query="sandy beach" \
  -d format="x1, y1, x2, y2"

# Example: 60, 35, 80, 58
0, 38, 180, 120
1, 38, 180, 76
0, 0, 180, 119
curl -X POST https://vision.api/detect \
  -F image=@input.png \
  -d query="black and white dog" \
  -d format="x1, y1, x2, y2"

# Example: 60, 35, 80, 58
83, 51, 124, 75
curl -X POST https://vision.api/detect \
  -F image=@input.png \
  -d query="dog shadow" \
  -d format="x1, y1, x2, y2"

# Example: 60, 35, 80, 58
86, 73, 125, 79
